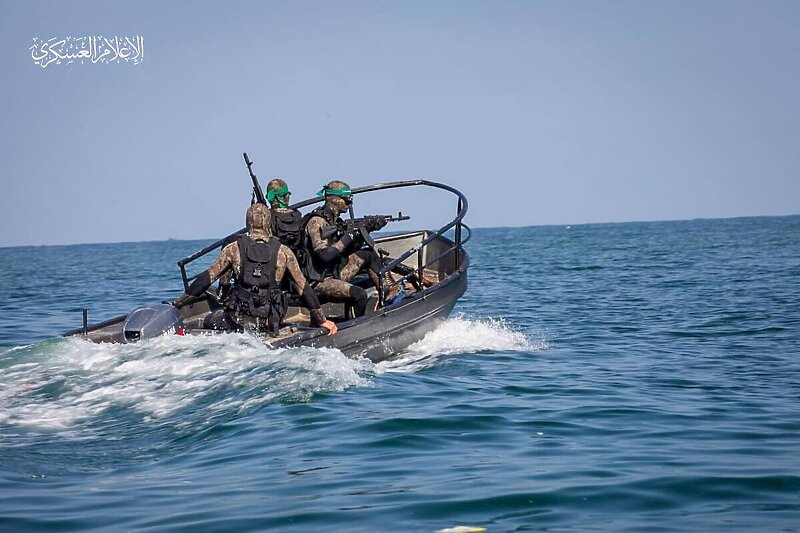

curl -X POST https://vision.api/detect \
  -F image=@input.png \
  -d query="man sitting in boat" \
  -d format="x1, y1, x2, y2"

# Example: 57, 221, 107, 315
300, 180, 387, 318
266, 178, 303, 251
173, 203, 337, 336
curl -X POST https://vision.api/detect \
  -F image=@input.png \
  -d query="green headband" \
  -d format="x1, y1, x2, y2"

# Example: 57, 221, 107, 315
267, 185, 290, 202
316, 185, 353, 198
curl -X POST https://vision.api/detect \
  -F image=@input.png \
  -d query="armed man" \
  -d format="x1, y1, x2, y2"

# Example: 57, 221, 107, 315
174, 203, 337, 336
300, 181, 388, 318
266, 178, 303, 251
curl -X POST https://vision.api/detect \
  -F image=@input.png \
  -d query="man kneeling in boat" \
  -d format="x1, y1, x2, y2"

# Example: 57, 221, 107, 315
300, 180, 387, 318
173, 203, 337, 336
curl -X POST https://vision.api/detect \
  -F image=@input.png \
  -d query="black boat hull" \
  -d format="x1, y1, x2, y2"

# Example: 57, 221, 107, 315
279, 261, 468, 361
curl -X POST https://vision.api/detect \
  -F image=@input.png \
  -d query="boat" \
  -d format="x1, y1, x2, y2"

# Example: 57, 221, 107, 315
64, 179, 471, 362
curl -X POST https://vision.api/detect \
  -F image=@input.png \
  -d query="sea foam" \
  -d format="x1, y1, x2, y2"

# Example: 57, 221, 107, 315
378, 316, 546, 372
0, 317, 543, 430
0, 333, 370, 431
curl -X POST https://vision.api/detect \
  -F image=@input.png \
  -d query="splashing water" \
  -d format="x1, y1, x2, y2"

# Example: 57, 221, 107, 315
0, 333, 372, 433
379, 316, 546, 372
0, 318, 541, 434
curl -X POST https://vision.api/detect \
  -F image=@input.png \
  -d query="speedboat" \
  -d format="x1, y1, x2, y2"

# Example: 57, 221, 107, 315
64, 179, 470, 363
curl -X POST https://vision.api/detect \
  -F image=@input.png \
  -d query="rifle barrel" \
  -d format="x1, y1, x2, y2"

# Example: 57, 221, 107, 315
243, 152, 267, 205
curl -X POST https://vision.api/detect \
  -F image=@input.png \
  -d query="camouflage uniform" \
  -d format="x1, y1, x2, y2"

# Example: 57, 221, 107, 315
176, 204, 327, 327
303, 181, 382, 317
306, 217, 381, 291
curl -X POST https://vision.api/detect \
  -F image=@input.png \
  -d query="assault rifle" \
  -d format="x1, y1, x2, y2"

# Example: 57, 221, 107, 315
321, 212, 433, 298
320, 212, 410, 240
243, 152, 267, 205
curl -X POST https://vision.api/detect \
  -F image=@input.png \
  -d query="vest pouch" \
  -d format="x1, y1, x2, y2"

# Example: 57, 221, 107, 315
246, 241, 273, 262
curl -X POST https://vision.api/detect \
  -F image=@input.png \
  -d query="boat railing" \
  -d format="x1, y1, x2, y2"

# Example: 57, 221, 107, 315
379, 221, 472, 302
176, 179, 470, 302
177, 232, 243, 290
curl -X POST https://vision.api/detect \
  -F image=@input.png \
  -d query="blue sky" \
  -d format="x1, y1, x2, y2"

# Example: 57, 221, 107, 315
1, 0, 798, 246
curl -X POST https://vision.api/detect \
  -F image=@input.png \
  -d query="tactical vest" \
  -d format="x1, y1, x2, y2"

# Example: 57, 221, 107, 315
300, 206, 342, 283
271, 209, 303, 249
226, 236, 287, 333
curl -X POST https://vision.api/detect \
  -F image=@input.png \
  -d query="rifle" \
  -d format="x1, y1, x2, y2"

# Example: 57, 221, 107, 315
320, 212, 410, 240
321, 212, 429, 297
243, 152, 267, 205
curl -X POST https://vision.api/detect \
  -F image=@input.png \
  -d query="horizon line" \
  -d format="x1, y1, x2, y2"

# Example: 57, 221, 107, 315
1, 212, 798, 249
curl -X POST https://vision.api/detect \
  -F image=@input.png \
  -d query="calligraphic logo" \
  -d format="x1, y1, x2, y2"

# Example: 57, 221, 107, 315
30, 36, 144, 68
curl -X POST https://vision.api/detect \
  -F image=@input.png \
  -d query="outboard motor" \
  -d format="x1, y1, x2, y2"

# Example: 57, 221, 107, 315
122, 304, 183, 343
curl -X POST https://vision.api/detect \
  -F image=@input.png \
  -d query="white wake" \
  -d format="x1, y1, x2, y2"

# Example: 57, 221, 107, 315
378, 316, 547, 372
0, 317, 544, 430
0, 334, 371, 431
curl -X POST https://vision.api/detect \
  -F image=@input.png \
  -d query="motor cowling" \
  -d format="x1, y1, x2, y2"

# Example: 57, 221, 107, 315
122, 304, 183, 343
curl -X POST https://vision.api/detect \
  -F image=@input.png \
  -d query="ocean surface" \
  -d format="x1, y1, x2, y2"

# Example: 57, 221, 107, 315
1, 216, 799, 532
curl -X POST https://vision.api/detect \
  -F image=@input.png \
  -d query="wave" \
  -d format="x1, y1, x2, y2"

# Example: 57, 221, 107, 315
378, 316, 546, 372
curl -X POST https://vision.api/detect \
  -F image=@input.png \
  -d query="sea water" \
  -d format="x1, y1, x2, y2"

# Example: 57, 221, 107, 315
0, 216, 798, 531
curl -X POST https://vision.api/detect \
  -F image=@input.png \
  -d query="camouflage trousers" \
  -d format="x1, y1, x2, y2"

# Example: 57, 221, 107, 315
314, 250, 381, 316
